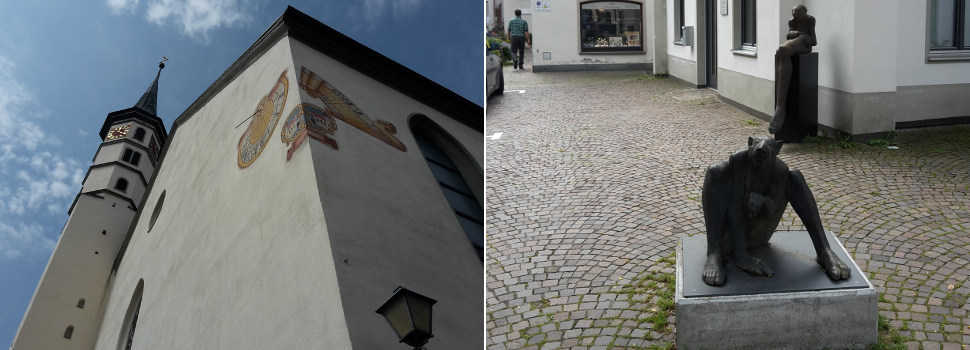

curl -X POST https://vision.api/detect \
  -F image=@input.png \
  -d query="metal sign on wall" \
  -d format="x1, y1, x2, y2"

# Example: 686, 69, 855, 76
534, 0, 550, 12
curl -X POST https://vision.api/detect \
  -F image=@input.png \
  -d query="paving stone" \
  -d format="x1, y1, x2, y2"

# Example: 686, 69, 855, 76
485, 69, 970, 349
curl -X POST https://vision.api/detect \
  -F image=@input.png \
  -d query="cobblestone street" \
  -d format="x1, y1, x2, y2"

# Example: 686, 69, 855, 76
485, 68, 970, 349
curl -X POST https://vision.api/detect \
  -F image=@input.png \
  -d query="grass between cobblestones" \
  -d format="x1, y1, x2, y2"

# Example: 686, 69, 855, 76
611, 255, 677, 350
867, 314, 908, 350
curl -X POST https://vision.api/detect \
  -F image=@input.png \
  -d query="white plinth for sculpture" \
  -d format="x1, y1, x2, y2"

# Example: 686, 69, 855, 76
675, 231, 877, 350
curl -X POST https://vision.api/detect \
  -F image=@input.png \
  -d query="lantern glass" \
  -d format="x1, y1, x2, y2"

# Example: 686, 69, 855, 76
381, 296, 413, 339
376, 287, 438, 348
406, 293, 434, 334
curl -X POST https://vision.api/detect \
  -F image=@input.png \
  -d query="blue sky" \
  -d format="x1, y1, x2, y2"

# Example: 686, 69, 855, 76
0, 0, 483, 346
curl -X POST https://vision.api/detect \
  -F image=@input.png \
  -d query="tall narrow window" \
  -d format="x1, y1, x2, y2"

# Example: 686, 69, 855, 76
63, 325, 74, 339
580, 1, 644, 52
410, 116, 484, 261
930, 0, 968, 50
77, 298, 86, 308
115, 178, 129, 193
122, 149, 141, 167
133, 128, 146, 141
674, 0, 685, 43
117, 280, 143, 350
740, 0, 756, 48
149, 191, 166, 232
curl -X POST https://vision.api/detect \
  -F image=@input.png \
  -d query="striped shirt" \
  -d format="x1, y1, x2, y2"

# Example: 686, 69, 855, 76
508, 17, 529, 38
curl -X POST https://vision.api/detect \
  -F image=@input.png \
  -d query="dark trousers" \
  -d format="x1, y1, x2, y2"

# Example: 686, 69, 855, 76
511, 36, 526, 66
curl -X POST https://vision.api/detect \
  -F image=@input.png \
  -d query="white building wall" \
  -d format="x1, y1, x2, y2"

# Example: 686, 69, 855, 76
532, 0, 653, 70
502, 0, 534, 30
712, 0, 968, 136
93, 36, 353, 350
714, 0, 788, 115
894, 0, 970, 123
289, 38, 484, 350
666, 0, 700, 85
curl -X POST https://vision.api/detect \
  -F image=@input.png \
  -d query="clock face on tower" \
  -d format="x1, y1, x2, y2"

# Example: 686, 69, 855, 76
106, 124, 130, 141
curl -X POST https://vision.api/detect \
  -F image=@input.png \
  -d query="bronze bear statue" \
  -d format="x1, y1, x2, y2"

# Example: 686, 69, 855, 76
701, 136, 851, 286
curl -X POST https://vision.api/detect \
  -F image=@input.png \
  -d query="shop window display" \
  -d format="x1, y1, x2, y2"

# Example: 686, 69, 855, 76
580, 1, 643, 52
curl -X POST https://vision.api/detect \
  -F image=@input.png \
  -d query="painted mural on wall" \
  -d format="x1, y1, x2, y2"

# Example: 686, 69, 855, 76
281, 103, 338, 161
238, 70, 289, 168
297, 66, 406, 152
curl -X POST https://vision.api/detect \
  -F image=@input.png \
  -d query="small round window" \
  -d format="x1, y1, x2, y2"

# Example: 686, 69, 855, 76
148, 191, 165, 232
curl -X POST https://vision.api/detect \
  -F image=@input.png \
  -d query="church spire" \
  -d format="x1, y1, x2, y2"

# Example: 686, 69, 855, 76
134, 57, 167, 116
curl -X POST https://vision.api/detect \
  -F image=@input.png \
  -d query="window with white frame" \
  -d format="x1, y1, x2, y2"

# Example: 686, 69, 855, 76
929, 0, 969, 60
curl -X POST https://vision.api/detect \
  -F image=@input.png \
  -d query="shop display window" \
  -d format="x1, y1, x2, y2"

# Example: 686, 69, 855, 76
580, 1, 643, 52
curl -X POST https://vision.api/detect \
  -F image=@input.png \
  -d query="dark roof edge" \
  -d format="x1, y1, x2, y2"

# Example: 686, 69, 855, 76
282, 6, 482, 132
171, 6, 481, 135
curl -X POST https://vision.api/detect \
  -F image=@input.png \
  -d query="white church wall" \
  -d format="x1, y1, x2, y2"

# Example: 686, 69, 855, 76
12, 193, 137, 350
289, 38, 484, 350
80, 167, 146, 206
91, 143, 155, 180
94, 35, 353, 349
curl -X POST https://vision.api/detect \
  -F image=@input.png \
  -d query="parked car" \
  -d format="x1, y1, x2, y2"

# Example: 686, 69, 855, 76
486, 44, 504, 98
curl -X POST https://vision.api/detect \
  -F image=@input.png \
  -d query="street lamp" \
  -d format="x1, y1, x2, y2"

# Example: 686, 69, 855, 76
375, 286, 438, 349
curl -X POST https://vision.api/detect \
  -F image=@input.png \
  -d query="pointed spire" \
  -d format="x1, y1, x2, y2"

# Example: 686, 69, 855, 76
134, 57, 167, 116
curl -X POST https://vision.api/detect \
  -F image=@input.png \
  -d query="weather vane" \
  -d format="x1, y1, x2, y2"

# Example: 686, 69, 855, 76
159, 56, 169, 69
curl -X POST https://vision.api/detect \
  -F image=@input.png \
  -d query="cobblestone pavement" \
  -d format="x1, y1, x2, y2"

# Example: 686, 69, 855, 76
485, 68, 970, 349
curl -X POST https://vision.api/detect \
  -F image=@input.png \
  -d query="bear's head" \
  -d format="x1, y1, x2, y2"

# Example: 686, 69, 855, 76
748, 136, 783, 168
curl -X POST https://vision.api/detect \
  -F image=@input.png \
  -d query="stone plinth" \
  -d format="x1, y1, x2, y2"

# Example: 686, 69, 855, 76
776, 52, 819, 142
675, 231, 877, 350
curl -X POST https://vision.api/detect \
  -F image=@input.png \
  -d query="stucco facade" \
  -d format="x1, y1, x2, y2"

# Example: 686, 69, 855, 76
666, 0, 970, 140
14, 7, 482, 350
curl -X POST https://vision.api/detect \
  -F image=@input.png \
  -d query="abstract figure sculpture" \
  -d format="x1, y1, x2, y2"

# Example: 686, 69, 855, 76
769, 5, 816, 134
701, 136, 850, 286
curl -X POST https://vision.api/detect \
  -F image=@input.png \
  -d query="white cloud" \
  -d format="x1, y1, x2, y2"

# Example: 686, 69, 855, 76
0, 57, 49, 151
0, 55, 83, 260
0, 222, 55, 260
107, 0, 140, 13
107, 0, 253, 42
355, 0, 427, 30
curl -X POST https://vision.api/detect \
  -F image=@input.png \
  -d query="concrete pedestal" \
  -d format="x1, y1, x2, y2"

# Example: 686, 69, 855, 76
675, 231, 877, 350
776, 52, 819, 142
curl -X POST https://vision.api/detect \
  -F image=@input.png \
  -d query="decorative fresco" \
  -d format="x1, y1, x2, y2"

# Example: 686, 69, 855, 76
298, 66, 406, 152
238, 70, 289, 168
281, 103, 338, 161
148, 135, 160, 162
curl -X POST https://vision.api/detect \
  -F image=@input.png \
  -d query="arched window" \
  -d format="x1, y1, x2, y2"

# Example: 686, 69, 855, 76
64, 325, 74, 339
77, 298, 86, 308
117, 279, 143, 350
409, 115, 484, 261
115, 178, 129, 193
149, 191, 165, 232
133, 128, 146, 141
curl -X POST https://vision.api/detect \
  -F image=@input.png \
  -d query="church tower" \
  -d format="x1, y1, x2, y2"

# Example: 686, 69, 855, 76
11, 62, 169, 350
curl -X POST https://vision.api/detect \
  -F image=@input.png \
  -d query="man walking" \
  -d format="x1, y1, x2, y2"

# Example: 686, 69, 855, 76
507, 9, 531, 70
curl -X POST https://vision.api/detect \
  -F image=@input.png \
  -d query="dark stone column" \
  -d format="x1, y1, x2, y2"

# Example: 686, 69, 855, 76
775, 52, 818, 142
